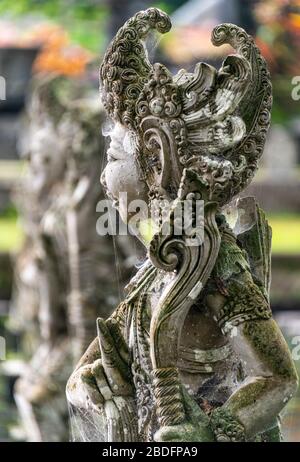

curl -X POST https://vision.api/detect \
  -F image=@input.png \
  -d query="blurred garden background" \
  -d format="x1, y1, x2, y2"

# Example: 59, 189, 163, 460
0, 0, 299, 442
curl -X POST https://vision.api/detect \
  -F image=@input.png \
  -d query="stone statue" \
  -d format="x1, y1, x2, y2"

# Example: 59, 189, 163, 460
13, 76, 132, 441
66, 8, 298, 442
13, 76, 72, 442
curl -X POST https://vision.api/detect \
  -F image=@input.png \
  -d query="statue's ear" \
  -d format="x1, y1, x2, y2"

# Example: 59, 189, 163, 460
135, 63, 185, 199
140, 116, 184, 198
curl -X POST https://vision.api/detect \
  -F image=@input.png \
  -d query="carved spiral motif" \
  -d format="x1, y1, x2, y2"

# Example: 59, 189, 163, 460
150, 236, 186, 272
100, 8, 171, 129
149, 189, 202, 273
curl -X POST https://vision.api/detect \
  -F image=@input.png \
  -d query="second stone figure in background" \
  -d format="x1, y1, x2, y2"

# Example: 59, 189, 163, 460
12, 75, 136, 441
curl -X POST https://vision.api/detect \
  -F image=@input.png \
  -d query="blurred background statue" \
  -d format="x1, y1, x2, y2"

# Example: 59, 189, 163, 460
67, 8, 298, 442
12, 76, 71, 442
12, 76, 135, 441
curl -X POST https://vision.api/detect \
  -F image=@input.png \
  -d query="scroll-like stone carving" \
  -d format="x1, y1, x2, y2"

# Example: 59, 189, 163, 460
67, 8, 298, 442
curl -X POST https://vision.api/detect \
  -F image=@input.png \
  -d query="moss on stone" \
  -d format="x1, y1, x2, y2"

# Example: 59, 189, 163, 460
243, 319, 298, 380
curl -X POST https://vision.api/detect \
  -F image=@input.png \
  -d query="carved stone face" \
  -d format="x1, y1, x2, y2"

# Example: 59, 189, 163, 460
100, 123, 149, 225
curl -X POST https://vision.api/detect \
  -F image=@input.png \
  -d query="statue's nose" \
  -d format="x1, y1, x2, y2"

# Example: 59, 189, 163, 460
100, 169, 107, 189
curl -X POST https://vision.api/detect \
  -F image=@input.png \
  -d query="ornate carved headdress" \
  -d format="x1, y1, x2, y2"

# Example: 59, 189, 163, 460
100, 7, 272, 206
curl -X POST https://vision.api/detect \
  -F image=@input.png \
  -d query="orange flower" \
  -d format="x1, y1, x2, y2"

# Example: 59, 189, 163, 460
30, 24, 93, 76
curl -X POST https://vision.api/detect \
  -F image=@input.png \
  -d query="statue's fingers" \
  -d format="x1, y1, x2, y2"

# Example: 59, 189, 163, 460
91, 359, 113, 401
91, 361, 135, 441
97, 317, 119, 363
97, 318, 132, 395
81, 365, 104, 407
105, 399, 124, 442
113, 396, 138, 442
106, 318, 130, 364
181, 385, 210, 425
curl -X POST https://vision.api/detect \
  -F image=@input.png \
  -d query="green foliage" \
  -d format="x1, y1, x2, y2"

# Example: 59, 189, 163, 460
268, 213, 300, 254
154, 0, 186, 14
0, 204, 18, 219
0, 0, 185, 52
0, 0, 106, 20
0, 207, 23, 252
271, 77, 300, 125
0, 0, 108, 52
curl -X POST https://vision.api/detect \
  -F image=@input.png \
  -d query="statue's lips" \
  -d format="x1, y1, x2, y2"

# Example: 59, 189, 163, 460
104, 188, 119, 208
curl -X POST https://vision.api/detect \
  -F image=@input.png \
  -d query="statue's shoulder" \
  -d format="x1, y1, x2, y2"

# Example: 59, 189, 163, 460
234, 197, 272, 299
212, 230, 250, 283
213, 199, 272, 299
209, 228, 272, 334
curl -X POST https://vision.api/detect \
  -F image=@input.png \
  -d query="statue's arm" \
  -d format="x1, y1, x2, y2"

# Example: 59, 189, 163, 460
214, 317, 298, 440
208, 272, 298, 441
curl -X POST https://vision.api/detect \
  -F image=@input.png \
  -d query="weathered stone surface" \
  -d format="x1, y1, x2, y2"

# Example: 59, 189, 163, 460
67, 8, 298, 442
